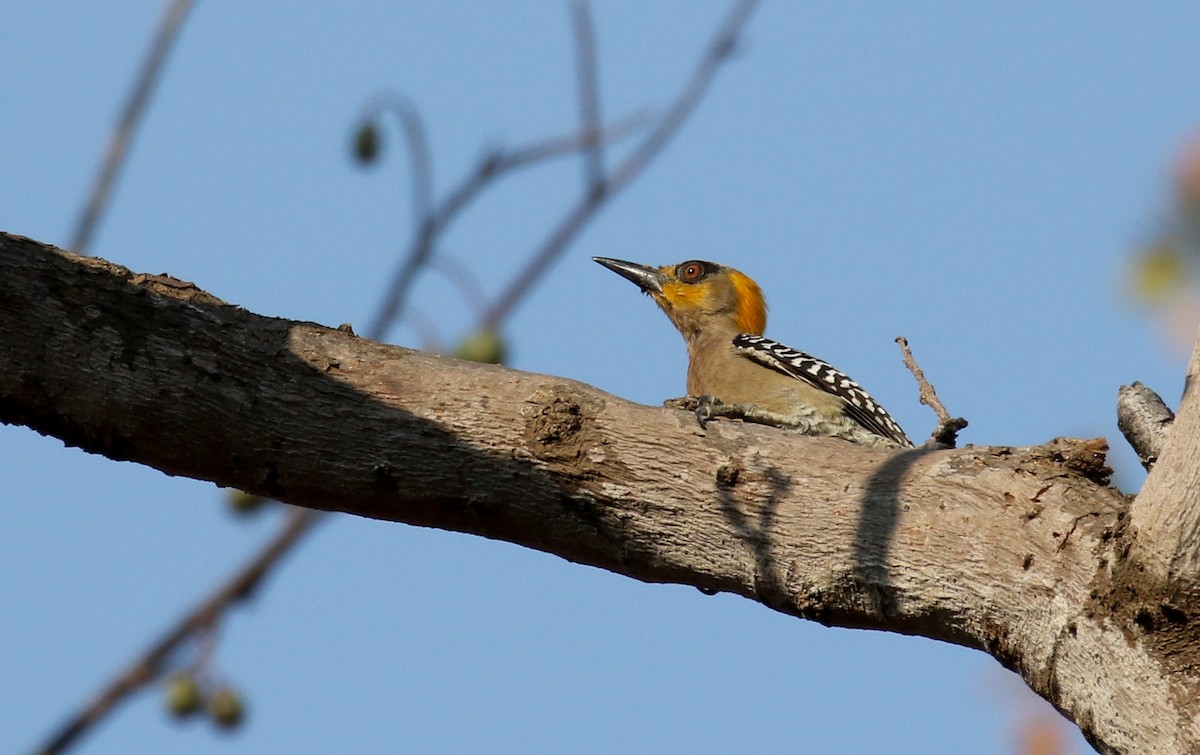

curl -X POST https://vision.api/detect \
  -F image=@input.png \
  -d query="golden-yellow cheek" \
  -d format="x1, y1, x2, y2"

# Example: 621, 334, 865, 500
652, 269, 767, 335
657, 280, 711, 312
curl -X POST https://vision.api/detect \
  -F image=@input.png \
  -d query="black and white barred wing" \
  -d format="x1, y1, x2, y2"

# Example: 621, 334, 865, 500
732, 334, 912, 447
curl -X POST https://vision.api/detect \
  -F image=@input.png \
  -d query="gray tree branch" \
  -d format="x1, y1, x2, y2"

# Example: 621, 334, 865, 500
1129, 328, 1200, 580
3, 232, 1198, 755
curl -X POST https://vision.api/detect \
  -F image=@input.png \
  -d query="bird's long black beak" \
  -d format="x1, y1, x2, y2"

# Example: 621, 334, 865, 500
592, 257, 666, 295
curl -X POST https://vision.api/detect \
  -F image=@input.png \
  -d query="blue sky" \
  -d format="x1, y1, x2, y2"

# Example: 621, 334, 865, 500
4, 3, 1196, 753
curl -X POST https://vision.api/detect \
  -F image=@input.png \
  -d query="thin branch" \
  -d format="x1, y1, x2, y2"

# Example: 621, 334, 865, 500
34, 507, 320, 755
500, 115, 647, 166
363, 94, 435, 230
364, 113, 649, 341
896, 336, 967, 447
571, 0, 605, 189
606, 1, 754, 192
481, 0, 760, 329
399, 304, 444, 352
69, 0, 195, 255
429, 254, 488, 320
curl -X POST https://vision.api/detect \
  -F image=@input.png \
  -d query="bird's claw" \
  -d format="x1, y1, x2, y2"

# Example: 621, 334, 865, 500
663, 395, 723, 430
694, 395, 722, 429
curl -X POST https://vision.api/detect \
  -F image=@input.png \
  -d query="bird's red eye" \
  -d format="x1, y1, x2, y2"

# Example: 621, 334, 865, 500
679, 262, 706, 282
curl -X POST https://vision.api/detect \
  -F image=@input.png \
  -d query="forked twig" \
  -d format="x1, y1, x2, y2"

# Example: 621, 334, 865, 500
481, 0, 760, 329
365, 112, 649, 340
35, 508, 319, 755
429, 254, 488, 321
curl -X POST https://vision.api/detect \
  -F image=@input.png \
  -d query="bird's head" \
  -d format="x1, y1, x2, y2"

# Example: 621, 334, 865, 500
593, 257, 767, 339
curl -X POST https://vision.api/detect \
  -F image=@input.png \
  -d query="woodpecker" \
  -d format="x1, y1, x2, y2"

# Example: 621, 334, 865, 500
593, 257, 913, 448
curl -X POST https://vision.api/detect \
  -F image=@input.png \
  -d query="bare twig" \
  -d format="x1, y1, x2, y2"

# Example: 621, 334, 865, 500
365, 112, 649, 341
35, 507, 320, 755
1118, 381, 1175, 470
509, 117, 649, 164
430, 255, 488, 320
363, 94, 434, 229
481, 0, 760, 329
896, 336, 967, 447
896, 337, 950, 421
69, 0, 195, 255
402, 305, 445, 352
571, 0, 605, 189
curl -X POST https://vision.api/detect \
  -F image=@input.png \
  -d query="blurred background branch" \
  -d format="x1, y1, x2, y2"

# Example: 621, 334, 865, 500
481, 0, 759, 329
33, 2, 758, 752
68, 0, 194, 256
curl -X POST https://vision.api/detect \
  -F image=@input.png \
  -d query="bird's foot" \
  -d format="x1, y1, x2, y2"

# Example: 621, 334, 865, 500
663, 395, 790, 430
663, 395, 728, 429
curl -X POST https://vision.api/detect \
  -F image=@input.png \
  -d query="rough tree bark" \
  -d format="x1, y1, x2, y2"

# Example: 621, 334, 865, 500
2, 232, 1197, 754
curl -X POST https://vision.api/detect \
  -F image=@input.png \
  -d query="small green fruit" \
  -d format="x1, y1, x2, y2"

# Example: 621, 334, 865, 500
353, 122, 380, 164
226, 489, 268, 515
164, 673, 203, 719
455, 329, 506, 365
207, 686, 244, 730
